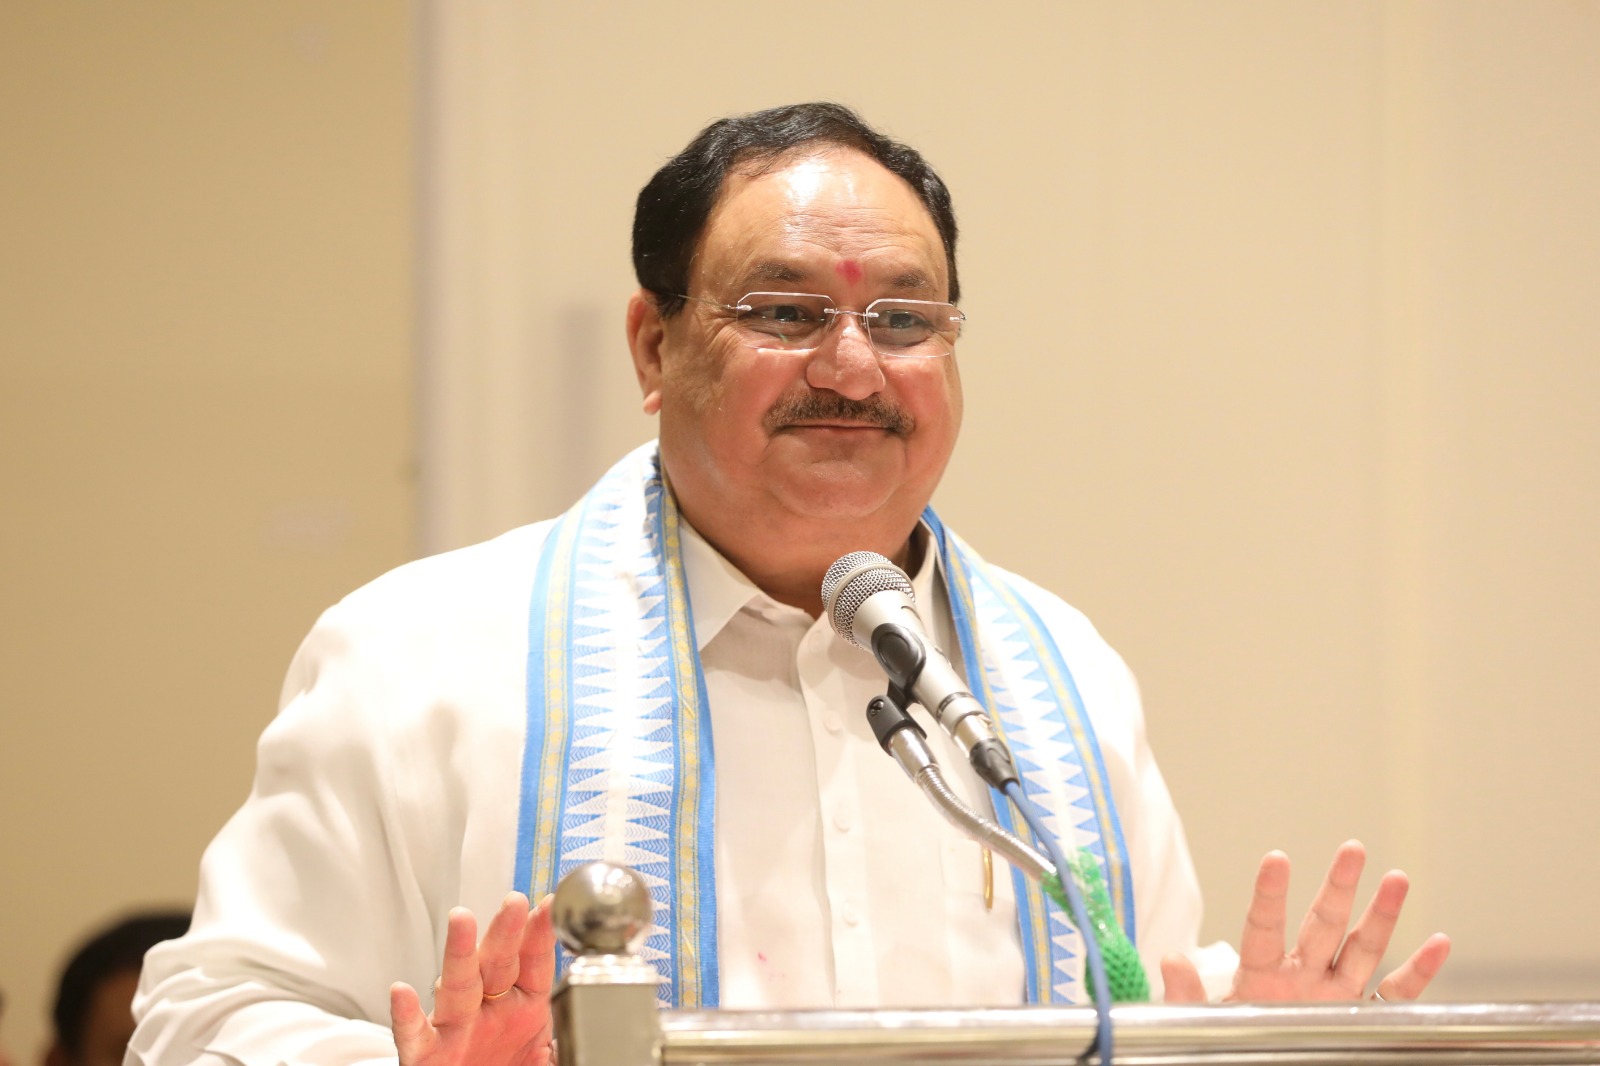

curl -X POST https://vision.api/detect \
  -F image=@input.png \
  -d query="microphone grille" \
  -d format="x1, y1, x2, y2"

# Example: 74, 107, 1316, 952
821, 551, 915, 646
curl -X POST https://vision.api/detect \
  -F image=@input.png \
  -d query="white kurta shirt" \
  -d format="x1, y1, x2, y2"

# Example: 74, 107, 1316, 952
686, 520, 1027, 1007
131, 515, 1232, 1066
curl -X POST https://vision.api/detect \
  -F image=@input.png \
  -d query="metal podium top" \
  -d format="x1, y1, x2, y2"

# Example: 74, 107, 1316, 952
550, 861, 1600, 1066
659, 1001, 1600, 1065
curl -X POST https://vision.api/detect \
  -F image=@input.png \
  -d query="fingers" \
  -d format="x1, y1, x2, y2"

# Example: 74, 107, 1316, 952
1160, 953, 1208, 1003
1295, 840, 1366, 972
518, 894, 557, 996
1331, 869, 1408, 993
1237, 850, 1291, 975
479, 892, 532, 998
390, 982, 436, 1064
432, 907, 484, 1025
1375, 933, 1452, 1001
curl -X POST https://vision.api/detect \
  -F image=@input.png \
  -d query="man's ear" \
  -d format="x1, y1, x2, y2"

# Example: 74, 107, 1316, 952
626, 290, 666, 415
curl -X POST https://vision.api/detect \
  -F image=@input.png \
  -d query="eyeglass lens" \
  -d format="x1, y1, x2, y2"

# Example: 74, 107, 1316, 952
732, 293, 961, 357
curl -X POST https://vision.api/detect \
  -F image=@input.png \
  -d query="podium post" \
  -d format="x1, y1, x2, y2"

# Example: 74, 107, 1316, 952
550, 862, 664, 1066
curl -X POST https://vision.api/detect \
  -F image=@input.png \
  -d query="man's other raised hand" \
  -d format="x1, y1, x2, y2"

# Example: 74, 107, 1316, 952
1162, 840, 1451, 1003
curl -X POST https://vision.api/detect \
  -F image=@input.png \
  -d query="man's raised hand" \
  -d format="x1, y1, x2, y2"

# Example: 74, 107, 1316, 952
1162, 840, 1451, 1003
391, 892, 556, 1066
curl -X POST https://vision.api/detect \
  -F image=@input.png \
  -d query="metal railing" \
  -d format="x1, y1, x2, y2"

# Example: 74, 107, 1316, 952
660, 1001, 1600, 1065
549, 861, 1600, 1066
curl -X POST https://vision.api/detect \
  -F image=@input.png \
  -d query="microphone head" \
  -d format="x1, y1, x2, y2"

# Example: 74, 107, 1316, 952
822, 551, 915, 647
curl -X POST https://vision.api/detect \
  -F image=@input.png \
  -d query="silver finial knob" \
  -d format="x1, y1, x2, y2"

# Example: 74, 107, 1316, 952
552, 861, 653, 956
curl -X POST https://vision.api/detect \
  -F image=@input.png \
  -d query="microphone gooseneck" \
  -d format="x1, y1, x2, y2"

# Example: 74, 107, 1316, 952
864, 693, 1052, 881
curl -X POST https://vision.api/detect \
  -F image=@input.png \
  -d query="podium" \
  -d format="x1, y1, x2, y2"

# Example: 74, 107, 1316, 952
549, 863, 1600, 1066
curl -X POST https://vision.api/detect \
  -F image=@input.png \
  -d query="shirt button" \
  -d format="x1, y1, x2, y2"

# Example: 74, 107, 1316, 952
833, 810, 853, 832
842, 906, 861, 927
823, 713, 843, 735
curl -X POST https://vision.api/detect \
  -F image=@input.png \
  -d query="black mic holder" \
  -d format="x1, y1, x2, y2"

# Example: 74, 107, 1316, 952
866, 687, 924, 752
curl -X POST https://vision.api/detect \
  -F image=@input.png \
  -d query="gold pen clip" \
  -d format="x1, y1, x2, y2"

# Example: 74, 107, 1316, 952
982, 846, 994, 910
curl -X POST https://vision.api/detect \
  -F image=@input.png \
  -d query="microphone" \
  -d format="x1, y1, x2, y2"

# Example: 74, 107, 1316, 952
823, 552, 1146, 1022
821, 551, 1019, 790
822, 552, 1052, 882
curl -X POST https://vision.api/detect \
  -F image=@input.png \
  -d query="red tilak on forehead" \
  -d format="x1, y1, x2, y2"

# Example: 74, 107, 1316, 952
834, 259, 864, 284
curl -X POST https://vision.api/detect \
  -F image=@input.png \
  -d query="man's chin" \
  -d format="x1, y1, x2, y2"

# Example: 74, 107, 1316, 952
768, 457, 905, 523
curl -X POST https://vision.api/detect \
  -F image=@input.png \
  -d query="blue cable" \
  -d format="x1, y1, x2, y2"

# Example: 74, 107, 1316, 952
1002, 779, 1113, 1066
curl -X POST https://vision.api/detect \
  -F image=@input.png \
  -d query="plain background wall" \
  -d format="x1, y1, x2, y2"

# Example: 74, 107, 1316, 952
2, 1, 1596, 1061
0, 4, 414, 1061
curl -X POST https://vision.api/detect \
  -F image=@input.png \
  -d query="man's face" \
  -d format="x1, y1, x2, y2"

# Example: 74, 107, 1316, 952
638, 147, 963, 558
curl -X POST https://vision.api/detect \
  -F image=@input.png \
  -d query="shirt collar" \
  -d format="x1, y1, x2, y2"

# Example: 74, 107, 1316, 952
678, 516, 943, 651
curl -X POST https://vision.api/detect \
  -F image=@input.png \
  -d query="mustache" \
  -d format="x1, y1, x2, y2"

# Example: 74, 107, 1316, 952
763, 392, 914, 436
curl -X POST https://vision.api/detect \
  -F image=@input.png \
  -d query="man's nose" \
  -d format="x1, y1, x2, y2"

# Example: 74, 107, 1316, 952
804, 312, 885, 400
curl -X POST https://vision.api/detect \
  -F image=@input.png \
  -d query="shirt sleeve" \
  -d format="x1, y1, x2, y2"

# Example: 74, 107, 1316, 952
129, 603, 443, 1066
129, 524, 546, 1066
1002, 572, 1239, 1002
1111, 657, 1239, 1001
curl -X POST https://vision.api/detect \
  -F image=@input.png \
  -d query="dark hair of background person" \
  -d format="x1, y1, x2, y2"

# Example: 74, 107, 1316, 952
47, 911, 190, 1066
633, 101, 961, 318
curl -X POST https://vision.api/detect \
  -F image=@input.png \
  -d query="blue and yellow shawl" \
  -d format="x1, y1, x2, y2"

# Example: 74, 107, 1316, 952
514, 443, 1133, 1006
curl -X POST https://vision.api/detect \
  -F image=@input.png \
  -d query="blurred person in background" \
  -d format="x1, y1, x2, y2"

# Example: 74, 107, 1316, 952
44, 912, 189, 1066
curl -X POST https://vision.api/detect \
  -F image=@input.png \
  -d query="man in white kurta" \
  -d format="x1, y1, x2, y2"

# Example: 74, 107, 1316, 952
128, 505, 1227, 1065
130, 101, 1448, 1066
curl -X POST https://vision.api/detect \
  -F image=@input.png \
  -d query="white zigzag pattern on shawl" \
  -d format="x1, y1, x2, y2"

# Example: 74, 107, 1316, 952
556, 476, 680, 977
970, 572, 1096, 1002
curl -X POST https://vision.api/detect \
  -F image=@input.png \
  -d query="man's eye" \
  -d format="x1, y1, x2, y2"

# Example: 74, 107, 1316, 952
754, 304, 814, 324
880, 309, 930, 331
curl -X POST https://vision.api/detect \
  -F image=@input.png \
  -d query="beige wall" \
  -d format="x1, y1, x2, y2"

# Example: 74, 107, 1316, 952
0, 4, 414, 1061
422, 0, 1600, 1001
3, 4, 1597, 1062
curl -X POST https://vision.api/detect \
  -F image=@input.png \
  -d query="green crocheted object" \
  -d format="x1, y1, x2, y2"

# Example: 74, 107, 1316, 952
1042, 849, 1150, 1003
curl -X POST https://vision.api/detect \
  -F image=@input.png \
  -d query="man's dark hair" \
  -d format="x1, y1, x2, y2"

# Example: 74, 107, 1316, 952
633, 102, 960, 317
50, 911, 190, 1057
